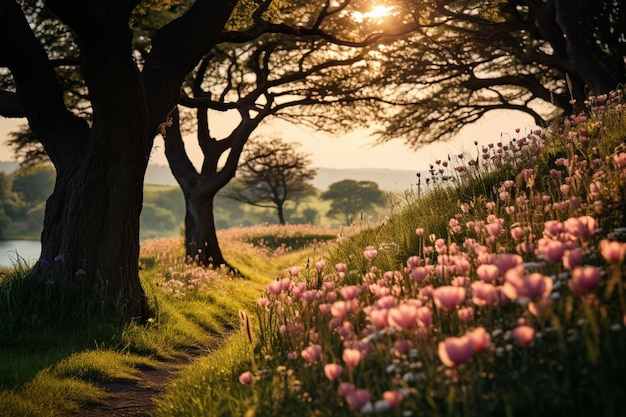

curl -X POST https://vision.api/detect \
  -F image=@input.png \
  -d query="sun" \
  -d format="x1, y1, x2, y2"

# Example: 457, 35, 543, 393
351, 5, 393, 23
367, 5, 393, 19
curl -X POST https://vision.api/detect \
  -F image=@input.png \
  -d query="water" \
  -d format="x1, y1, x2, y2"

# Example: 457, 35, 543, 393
0, 240, 41, 268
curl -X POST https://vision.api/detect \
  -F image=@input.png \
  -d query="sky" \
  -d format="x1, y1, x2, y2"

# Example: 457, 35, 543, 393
0, 109, 536, 171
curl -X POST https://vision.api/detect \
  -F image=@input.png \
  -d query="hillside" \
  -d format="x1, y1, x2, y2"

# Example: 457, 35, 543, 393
0, 161, 419, 192
145, 164, 419, 192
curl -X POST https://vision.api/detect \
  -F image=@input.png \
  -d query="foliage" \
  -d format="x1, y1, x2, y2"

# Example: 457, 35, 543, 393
321, 179, 388, 225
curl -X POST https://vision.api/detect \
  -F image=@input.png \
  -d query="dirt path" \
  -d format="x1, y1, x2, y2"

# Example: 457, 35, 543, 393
77, 349, 205, 417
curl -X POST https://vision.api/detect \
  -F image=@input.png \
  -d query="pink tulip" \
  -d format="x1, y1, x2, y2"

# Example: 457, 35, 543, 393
433, 286, 466, 312
301, 344, 323, 363
438, 336, 474, 367
267, 279, 283, 295
342, 348, 362, 367
368, 307, 389, 329
345, 389, 371, 410
288, 266, 300, 277
457, 306, 474, 322
239, 371, 254, 385
492, 254, 523, 273
528, 297, 553, 318
337, 382, 355, 396
600, 239, 626, 263
466, 327, 490, 352
315, 260, 326, 271
562, 248, 584, 270
564, 215, 596, 239
364, 246, 378, 260
340, 285, 362, 300
476, 264, 500, 283
410, 266, 430, 282
335, 263, 347, 273
568, 266, 602, 295
393, 339, 413, 356
387, 304, 418, 331
470, 281, 497, 306
383, 390, 404, 407
416, 306, 433, 328
512, 325, 535, 347
324, 363, 344, 381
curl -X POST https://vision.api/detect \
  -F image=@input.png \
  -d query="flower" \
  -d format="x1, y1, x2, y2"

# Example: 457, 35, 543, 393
324, 363, 344, 381
600, 239, 626, 263
387, 304, 419, 331
476, 264, 500, 283
238, 371, 254, 385
383, 390, 404, 408
438, 336, 474, 366
301, 344, 323, 363
568, 266, 602, 295
433, 286, 466, 312
342, 348, 363, 367
345, 389, 371, 410
512, 325, 535, 347
470, 281, 497, 306
364, 246, 378, 260
466, 327, 490, 352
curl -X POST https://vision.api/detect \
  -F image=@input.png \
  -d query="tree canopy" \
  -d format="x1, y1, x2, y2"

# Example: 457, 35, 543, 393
321, 179, 387, 225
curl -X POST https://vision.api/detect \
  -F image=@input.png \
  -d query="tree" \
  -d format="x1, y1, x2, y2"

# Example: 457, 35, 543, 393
223, 137, 317, 226
163, 16, 419, 267
320, 179, 386, 225
0, 0, 420, 318
371, 0, 626, 147
0, 0, 239, 318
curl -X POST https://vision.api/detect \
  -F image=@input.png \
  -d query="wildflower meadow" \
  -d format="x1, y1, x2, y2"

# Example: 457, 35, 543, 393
153, 91, 626, 416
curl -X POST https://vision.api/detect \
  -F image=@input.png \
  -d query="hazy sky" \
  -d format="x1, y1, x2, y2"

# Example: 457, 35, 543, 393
1, 109, 535, 171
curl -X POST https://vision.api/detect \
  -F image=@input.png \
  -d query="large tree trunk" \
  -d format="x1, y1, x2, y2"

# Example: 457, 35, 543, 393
1, 0, 238, 319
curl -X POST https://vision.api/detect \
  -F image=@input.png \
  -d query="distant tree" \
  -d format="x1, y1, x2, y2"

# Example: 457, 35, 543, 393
223, 137, 317, 225
0, 173, 23, 238
321, 179, 386, 225
11, 165, 55, 206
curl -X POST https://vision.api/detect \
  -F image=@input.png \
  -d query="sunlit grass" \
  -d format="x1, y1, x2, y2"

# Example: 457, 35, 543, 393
154, 90, 626, 417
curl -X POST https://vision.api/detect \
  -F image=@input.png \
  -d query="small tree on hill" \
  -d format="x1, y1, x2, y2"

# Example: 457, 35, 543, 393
223, 137, 316, 225
321, 179, 386, 226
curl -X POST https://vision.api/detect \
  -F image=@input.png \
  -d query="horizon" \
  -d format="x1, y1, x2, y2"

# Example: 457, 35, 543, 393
1, 109, 536, 171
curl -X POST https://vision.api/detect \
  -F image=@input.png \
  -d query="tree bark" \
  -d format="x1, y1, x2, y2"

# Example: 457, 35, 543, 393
0, 0, 238, 319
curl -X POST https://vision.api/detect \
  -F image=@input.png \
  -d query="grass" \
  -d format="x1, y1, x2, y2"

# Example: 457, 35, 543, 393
1, 90, 625, 416
154, 91, 626, 416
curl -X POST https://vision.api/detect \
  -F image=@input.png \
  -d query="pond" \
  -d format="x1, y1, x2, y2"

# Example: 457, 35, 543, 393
0, 240, 41, 268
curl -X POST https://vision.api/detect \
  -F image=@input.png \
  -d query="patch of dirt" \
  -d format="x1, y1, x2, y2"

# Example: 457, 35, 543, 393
76, 348, 206, 417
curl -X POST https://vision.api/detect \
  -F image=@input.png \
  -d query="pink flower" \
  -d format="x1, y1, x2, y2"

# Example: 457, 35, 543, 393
433, 286, 466, 312
406, 256, 421, 268
486, 222, 503, 237
504, 270, 552, 300
315, 260, 326, 271
239, 371, 254, 385
340, 285, 362, 300
415, 228, 424, 236
387, 304, 419, 331
476, 264, 500, 283
345, 389, 371, 410
364, 246, 378, 260
457, 306, 474, 322
466, 327, 490, 352
438, 336, 474, 367
335, 263, 347, 273
324, 363, 344, 381
337, 382, 355, 396
342, 348, 363, 367
383, 390, 404, 408
564, 215, 596, 240
470, 281, 497, 306
568, 266, 602, 295
512, 325, 535, 347
492, 254, 523, 274
393, 339, 413, 356
267, 279, 283, 295
563, 248, 584, 270
537, 239, 566, 263
288, 266, 300, 277
410, 266, 431, 282
301, 344, 323, 363
600, 239, 626, 263
416, 306, 433, 327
